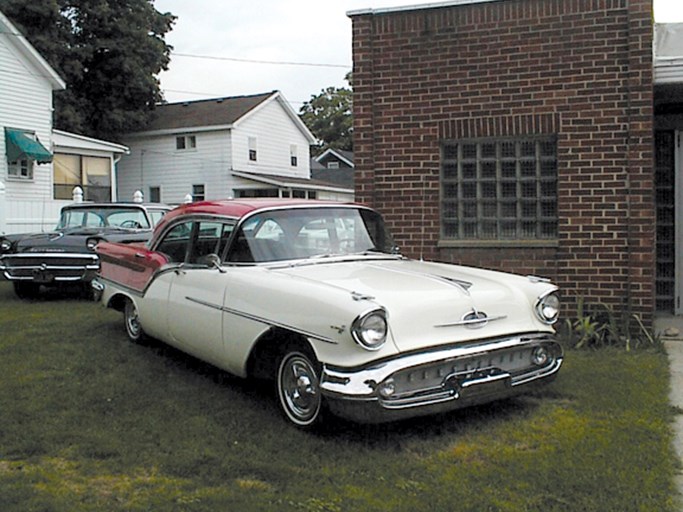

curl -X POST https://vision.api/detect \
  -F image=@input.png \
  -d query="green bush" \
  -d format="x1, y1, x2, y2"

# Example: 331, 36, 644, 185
561, 298, 661, 351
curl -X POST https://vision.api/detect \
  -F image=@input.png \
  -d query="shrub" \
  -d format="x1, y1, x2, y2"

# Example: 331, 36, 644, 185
561, 298, 661, 351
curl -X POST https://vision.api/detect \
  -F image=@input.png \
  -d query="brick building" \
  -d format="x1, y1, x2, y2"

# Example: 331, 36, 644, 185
348, 0, 663, 324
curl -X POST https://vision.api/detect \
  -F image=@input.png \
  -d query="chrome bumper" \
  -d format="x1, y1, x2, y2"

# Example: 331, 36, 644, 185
0, 253, 99, 283
320, 333, 562, 423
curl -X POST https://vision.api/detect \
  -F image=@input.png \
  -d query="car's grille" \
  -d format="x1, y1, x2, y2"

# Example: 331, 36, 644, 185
0, 253, 99, 281
379, 340, 561, 410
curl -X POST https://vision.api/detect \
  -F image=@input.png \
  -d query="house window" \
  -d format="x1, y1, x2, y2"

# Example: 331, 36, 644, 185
248, 137, 257, 162
327, 161, 340, 169
192, 184, 205, 201
176, 135, 196, 150
234, 188, 279, 198
149, 186, 161, 203
53, 153, 111, 201
290, 145, 298, 167
440, 136, 558, 241
292, 190, 317, 199
8, 159, 32, 179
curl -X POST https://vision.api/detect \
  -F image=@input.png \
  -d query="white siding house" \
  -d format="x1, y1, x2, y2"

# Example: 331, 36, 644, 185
0, 9, 129, 234
0, 9, 64, 234
117, 91, 353, 204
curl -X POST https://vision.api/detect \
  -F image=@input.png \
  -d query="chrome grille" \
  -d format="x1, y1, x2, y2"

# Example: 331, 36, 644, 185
0, 253, 99, 281
379, 341, 560, 409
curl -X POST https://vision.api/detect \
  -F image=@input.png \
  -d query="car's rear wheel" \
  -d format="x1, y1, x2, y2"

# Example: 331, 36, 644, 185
276, 348, 324, 428
123, 298, 146, 343
13, 282, 39, 299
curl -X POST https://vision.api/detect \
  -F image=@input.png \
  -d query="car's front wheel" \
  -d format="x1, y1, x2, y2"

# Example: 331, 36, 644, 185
123, 298, 146, 343
276, 349, 324, 428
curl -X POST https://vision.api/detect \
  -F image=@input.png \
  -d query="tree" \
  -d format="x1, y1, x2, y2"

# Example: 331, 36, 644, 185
0, 0, 175, 141
299, 74, 352, 155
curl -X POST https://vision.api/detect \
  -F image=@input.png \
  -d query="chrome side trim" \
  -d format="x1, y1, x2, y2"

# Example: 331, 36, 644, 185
185, 296, 339, 345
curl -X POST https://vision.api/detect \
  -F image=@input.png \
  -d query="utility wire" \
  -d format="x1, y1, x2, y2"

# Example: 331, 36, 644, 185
162, 88, 309, 105
171, 52, 349, 69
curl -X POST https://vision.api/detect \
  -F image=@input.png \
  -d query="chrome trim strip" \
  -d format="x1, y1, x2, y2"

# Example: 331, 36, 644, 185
2, 264, 99, 271
0, 253, 98, 261
320, 334, 560, 398
3, 274, 90, 282
185, 296, 339, 345
435, 314, 507, 328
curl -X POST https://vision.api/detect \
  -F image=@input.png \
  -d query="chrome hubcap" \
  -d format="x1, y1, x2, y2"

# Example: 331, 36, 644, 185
279, 354, 320, 424
126, 302, 140, 337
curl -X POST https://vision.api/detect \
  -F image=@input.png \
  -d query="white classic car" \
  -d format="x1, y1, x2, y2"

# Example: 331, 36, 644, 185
94, 199, 563, 428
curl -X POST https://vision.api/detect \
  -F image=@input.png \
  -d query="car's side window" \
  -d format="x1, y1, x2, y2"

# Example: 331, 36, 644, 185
188, 221, 235, 264
148, 209, 168, 227
106, 210, 150, 229
156, 222, 192, 263
227, 228, 254, 263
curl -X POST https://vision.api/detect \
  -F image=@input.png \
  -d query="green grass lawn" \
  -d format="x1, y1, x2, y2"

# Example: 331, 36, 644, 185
0, 281, 679, 511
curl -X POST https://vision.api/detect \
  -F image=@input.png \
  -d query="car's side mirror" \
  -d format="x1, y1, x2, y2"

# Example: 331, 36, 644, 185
204, 253, 226, 273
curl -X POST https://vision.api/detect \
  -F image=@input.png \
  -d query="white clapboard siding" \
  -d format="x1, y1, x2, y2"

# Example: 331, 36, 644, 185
118, 97, 313, 203
0, 22, 59, 234
5, 198, 67, 233
233, 99, 311, 179
118, 130, 234, 204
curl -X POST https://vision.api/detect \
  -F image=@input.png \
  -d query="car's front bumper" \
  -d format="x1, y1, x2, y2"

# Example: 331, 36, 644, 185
0, 253, 99, 284
320, 333, 562, 423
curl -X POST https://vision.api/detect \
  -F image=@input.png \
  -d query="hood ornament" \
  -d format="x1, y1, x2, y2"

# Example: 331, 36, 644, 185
435, 308, 507, 329
461, 309, 489, 329
49, 232, 65, 242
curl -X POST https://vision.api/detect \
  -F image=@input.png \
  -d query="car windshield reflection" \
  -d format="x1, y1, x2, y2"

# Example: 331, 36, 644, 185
227, 207, 397, 263
57, 208, 152, 230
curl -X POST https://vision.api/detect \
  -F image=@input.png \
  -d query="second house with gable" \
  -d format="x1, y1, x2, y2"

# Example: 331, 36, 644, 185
117, 91, 351, 204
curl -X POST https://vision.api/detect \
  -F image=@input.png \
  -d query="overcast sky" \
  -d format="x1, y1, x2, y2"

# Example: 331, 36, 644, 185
154, 0, 683, 109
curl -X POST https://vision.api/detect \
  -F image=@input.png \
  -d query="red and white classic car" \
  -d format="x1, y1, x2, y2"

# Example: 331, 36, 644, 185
94, 199, 563, 428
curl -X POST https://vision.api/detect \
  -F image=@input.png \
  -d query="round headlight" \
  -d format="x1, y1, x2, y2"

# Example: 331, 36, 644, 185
378, 379, 396, 398
351, 310, 388, 351
536, 292, 560, 324
86, 238, 100, 251
531, 346, 550, 366
0, 239, 11, 252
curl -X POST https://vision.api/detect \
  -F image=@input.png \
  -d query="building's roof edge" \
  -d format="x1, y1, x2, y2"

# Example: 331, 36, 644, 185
347, 0, 502, 17
0, 9, 66, 90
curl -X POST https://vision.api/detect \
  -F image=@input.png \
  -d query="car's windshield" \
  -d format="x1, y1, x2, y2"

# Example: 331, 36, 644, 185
227, 207, 397, 263
57, 207, 151, 230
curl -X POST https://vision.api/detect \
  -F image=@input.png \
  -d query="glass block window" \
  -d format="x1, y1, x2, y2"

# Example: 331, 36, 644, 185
655, 131, 675, 312
441, 136, 558, 241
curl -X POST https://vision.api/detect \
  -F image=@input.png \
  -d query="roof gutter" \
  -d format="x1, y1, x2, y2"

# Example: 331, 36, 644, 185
347, 0, 503, 16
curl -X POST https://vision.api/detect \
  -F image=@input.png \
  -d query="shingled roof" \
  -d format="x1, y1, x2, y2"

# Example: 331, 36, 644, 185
144, 91, 276, 132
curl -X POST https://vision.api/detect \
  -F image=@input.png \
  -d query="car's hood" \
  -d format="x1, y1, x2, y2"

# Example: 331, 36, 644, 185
271, 257, 555, 352
12, 227, 150, 252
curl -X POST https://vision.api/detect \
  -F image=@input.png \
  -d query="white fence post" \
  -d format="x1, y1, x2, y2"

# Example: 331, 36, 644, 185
72, 186, 84, 203
0, 181, 6, 235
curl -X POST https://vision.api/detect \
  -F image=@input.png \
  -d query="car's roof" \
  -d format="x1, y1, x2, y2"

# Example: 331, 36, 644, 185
62, 202, 171, 210
157, 198, 362, 227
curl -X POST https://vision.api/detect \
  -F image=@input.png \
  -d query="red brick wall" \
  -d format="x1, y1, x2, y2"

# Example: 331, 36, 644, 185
350, 0, 655, 323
